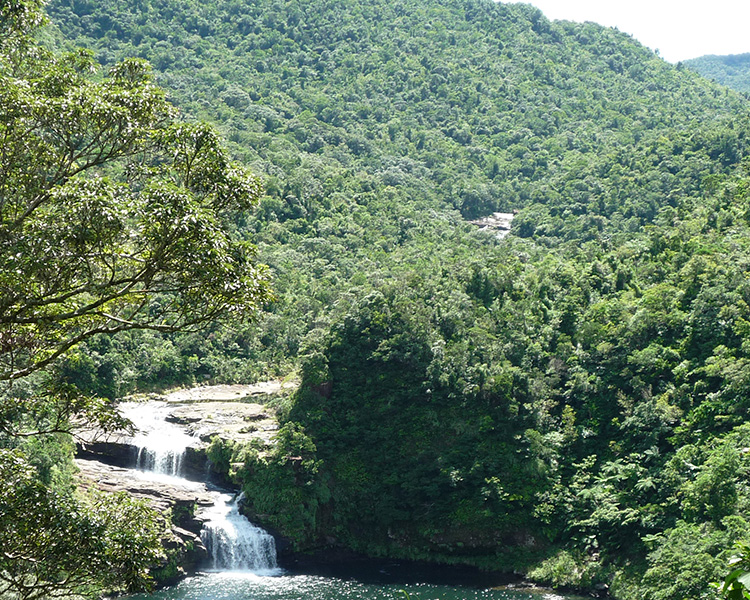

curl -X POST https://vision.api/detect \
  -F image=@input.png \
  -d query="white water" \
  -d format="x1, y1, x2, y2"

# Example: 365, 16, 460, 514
121, 400, 279, 574
120, 401, 196, 477
200, 493, 278, 573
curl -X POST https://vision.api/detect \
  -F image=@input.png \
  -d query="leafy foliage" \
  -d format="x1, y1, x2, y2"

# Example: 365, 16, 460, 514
0, 449, 163, 599
716, 542, 750, 600
45, 0, 750, 389
0, 43, 271, 383
0, 1, 270, 597
29, 0, 750, 597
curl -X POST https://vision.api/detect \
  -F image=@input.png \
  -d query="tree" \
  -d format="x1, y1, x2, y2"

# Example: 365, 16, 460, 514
0, 0, 271, 432
0, 1, 271, 596
0, 448, 164, 600
0, 25, 270, 383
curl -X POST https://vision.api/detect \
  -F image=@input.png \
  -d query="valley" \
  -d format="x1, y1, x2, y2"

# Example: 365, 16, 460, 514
3, 0, 750, 598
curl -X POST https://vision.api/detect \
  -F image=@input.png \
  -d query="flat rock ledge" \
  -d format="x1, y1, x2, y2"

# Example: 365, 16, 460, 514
157, 381, 294, 446
75, 459, 212, 582
75, 458, 215, 513
76, 381, 297, 473
159, 381, 295, 404
167, 401, 280, 445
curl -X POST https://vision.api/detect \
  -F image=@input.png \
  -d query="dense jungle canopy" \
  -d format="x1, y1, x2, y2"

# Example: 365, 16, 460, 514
4, 0, 750, 598
686, 53, 750, 94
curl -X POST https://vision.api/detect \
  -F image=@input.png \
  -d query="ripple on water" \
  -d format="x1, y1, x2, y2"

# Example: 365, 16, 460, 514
125, 572, 587, 600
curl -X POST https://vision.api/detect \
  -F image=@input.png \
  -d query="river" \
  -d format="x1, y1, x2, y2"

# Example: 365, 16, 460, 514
115, 398, 584, 600
126, 571, 582, 600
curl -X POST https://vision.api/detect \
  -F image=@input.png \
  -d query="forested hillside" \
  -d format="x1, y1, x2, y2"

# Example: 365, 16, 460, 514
686, 53, 750, 94
31, 0, 750, 597
45, 0, 750, 391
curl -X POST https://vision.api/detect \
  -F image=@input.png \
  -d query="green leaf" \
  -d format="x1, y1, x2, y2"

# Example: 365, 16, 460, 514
724, 569, 745, 592
737, 572, 750, 589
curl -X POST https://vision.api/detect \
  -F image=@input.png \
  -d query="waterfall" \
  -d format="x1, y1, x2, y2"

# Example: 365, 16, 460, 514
120, 401, 195, 478
135, 445, 185, 476
121, 400, 279, 574
200, 493, 278, 572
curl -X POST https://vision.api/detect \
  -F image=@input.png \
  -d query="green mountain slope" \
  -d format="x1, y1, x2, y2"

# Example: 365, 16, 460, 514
46, 0, 750, 388
44, 0, 750, 597
685, 53, 750, 94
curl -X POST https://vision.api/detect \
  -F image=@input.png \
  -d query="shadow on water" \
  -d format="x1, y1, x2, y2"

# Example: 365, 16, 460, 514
281, 555, 522, 589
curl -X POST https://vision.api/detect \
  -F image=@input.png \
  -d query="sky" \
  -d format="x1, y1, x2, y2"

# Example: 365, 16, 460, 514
518, 0, 750, 63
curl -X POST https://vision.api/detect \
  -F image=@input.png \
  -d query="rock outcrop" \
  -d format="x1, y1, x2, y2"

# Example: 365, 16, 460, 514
470, 212, 515, 238
75, 459, 213, 582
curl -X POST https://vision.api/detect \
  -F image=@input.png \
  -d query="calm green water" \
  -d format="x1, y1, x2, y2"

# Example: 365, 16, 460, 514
127, 572, 582, 600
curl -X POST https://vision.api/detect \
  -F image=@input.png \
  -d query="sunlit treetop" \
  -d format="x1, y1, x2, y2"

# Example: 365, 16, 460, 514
0, 0, 272, 384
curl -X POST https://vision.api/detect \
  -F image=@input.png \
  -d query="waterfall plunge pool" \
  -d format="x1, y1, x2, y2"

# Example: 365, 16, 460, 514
125, 557, 588, 600
114, 399, 586, 600
125, 571, 585, 600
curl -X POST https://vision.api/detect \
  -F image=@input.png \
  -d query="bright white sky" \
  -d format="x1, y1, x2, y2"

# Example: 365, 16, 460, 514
517, 0, 750, 63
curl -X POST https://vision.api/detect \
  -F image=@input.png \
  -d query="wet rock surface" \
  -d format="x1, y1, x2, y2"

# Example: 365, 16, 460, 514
75, 381, 296, 470
75, 459, 212, 580
73, 382, 298, 586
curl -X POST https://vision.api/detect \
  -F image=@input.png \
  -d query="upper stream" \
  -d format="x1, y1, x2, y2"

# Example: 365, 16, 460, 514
119, 401, 197, 478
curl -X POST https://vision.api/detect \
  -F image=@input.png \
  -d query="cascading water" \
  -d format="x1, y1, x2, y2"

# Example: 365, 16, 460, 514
200, 493, 278, 572
120, 400, 279, 574
120, 401, 195, 478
